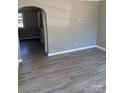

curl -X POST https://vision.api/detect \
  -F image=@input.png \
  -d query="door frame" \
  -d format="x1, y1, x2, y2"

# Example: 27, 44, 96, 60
18, 6, 49, 61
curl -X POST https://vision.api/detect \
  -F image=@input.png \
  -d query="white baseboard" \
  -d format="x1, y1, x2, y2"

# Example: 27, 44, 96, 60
48, 45, 97, 56
19, 59, 23, 63
96, 45, 106, 51
20, 37, 40, 40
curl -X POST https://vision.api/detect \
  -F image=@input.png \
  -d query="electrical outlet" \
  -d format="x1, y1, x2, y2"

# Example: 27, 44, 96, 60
74, 42, 77, 46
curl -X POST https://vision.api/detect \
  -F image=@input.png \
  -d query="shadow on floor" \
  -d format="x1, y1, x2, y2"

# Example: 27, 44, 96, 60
20, 39, 46, 61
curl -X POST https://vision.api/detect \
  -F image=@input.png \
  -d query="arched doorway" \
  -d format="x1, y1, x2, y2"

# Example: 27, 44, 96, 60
18, 6, 48, 60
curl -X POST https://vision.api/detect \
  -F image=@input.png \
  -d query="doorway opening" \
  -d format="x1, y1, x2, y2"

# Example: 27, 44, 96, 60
18, 6, 48, 61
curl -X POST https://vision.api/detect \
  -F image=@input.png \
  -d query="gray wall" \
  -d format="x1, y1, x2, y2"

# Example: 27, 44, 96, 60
37, 11, 45, 44
23, 11, 38, 28
19, 0, 99, 54
18, 11, 40, 39
97, 0, 106, 48
18, 42, 22, 60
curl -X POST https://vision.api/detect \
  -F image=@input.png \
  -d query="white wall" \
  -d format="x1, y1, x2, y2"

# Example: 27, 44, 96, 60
18, 0, 99, 54
97, 0, 106, 48
18, 41, 22, 60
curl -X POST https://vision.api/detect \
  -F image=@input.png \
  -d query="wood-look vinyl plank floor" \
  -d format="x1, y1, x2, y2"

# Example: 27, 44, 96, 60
19, 48, 106, 93
20, 39, 46, 61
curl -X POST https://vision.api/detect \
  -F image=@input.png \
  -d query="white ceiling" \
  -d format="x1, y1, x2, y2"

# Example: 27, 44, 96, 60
73, 0, 103, 2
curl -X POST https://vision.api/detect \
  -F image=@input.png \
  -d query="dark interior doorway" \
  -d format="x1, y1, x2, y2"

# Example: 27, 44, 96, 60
18, 6, 48, 61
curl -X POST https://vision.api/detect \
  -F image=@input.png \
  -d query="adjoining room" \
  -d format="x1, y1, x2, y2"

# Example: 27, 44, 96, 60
18, 6, 48, 61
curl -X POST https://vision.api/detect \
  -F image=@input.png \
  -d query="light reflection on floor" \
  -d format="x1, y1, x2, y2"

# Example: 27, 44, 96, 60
20, 39, 45, 60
